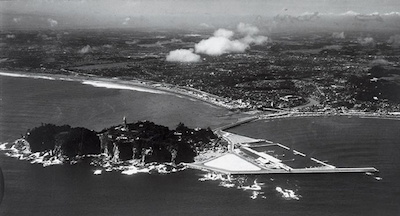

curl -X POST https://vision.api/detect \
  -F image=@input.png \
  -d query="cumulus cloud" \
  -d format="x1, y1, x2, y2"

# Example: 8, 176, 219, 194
47, 18, 58, 27
237, 22, 259, 35
195, 36, 249, 55
78, 45, 92, 54
194, 23, 268, 56
213, 29, 234, 38
199, 23, 213, 29
273, 12, 320, 23
384, 12, 400, 16
388, 34, 400, 48
355, 14, 383, 22
358, 37, 375, 46
240, 35, 268, 45
269, 11, 400, 33
166, 49, 201, 62
166, 23, 268, 60
332, 32, 345, 39
340, 11, 360, 16
122, 17, 130, 25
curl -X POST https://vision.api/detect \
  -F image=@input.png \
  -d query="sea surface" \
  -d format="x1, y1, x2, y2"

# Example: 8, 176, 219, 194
1, 75, 400, 215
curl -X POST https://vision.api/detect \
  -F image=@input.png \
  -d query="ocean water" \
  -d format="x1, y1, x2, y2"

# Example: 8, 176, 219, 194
0, 74, 239, 141
1, 75, 400, 215
228, 117, 400, 215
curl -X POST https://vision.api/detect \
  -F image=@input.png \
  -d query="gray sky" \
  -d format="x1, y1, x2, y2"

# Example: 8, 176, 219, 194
2, 0, 399, 16
1, 0, 400, 30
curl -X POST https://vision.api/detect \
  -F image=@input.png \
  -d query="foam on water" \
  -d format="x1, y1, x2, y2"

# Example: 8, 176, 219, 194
0, 71, 55, 80
240, 181, 262, 191
198, 172, 303, 200
275, 186, 300, 200
251, 191, 266, 199
219, 181, 235, 188
0, 72, 35, 78
199, 172, 232, 181
198, 173, 279, 200
89, 155, 187, 175
0, 71, 171, 96
81, 80, 167, 95
0, 143, 8, 151
121, 168, 138, 175
1, 139, 186, 175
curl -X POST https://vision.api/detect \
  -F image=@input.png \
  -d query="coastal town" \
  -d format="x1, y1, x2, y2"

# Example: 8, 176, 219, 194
2, 1, 400, 214
1, 28, 400, 178
1, 23, 399, 180
1, 30, 400, 114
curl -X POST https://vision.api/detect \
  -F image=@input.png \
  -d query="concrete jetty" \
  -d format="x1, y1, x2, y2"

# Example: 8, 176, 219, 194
186, 132, 379, 175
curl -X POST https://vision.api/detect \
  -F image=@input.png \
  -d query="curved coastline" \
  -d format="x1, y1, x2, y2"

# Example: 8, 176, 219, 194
0, 70, 237, 110
2, 70, 399, 129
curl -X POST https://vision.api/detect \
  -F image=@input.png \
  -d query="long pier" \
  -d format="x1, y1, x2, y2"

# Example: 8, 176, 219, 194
187, 131, 379, 175
186, 163, 378, 175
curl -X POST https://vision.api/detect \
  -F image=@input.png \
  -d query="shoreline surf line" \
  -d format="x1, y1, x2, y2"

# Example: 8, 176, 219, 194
3, 70, 398, 120
0, 71, 170, 95
0, 70, 233, 109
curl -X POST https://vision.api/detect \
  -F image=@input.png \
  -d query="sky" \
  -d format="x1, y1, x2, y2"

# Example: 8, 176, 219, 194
1, 0, 400, 30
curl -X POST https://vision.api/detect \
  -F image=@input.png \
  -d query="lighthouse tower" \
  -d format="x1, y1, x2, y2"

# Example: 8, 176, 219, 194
123, 116, 127, 129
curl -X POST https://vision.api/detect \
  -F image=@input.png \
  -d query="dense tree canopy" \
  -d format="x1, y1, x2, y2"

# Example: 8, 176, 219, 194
25, 121, 217, 164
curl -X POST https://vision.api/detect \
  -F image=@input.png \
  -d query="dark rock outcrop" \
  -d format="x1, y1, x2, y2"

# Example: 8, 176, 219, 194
26, 124, 101, 158
97, 121, 216, 163
26, 124, 71, 152
24, 121, 217, 164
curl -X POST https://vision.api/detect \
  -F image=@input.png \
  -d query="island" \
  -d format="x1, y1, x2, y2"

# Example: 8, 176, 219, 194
7, 114, 379, 176
10, 119, 221, 168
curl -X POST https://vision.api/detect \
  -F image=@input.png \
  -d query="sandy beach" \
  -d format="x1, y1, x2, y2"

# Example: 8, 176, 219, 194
0, 70, 237, 110
2, 70, 399, 132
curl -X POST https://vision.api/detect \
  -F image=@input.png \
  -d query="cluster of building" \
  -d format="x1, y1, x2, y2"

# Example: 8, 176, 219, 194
2, 30, 400, 113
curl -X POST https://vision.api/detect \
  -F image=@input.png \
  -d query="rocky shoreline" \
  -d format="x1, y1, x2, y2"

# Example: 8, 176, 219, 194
0, 120, 222, 175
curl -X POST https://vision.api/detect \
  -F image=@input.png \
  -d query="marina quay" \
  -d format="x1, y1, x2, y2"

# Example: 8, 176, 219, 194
186, 131, 378, 175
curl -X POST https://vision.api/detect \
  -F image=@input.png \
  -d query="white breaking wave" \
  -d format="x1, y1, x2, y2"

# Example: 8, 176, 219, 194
0, 143, 8, 150
0, 72, 56, 80
0, 72, 30, 78
0, 71, 170, 95
199, 172, 231, 181
118, 163, 183, 175
199, 173, 302, 201
250, 191, 266, 200
199, 174, 269, 199
93, 160, 186, 176
1, 141, 67, 167
81, 80, 168, 95
240, 179, 263, 191
276, 187, 300, 200
1, 140, 186, 175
